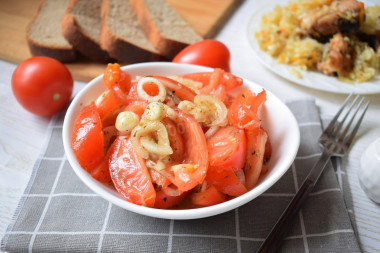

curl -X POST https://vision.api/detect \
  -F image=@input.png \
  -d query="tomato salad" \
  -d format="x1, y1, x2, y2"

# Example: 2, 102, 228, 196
71, 63, 271, 209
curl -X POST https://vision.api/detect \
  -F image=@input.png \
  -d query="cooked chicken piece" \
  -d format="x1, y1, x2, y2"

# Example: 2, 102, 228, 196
318, 33, 353, 76
300, 0, 365, 41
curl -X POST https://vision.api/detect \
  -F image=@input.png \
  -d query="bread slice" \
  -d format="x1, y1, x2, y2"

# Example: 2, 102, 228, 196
26, 0, 76, 62
100, 0, 166, 63
61, 0, 111, 62
129, 0, 203, 59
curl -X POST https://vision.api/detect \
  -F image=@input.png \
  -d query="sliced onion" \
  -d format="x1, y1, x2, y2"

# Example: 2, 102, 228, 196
137, 77, 166, 102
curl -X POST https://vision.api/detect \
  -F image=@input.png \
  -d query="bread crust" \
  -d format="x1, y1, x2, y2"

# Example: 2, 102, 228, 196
100, 0, 166, 63
61, 0, 112, 62
26, 0, 76, 62
129, 0, 199, 59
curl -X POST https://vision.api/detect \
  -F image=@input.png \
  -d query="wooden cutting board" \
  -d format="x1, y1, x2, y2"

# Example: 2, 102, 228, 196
0, 0, 241, 82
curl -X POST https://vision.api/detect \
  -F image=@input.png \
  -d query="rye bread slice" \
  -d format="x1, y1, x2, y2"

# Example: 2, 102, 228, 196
61, 0, 111, 62
129, 0, 203, 59
26, 0, 76, 62
100, 0, 166, 63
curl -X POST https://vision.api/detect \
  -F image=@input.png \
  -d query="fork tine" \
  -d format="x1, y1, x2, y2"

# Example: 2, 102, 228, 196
332, 94, 359, 137
343, 100, 370, 147
338, 96, 364, 142
324, 93, 353, 135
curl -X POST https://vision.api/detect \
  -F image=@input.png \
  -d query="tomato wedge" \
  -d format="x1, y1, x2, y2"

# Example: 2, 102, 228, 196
154, 190, 189, 209
244, 128, 268, 190
206, 167, 247, 197
207, 125, 247, 170
191, 185, 226, 206
172, 110, 208, 192
71, 103, 104, 172
109, 136, 156, 207
228, 88, 267, 130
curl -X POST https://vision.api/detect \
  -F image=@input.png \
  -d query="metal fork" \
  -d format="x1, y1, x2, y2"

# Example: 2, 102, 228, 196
257, 94, 370, 253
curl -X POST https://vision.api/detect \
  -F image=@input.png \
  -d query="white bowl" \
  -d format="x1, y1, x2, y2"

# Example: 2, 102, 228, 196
62, 62, 300, 220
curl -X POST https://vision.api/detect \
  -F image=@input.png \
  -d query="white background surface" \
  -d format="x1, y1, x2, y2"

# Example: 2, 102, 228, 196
1, 0, 379, 252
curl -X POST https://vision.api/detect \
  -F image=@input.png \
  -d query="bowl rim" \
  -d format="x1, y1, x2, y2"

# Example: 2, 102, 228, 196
62, 62, 300, 220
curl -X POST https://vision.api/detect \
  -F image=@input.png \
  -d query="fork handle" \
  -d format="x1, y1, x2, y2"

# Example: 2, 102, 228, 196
257, 150, 331, 253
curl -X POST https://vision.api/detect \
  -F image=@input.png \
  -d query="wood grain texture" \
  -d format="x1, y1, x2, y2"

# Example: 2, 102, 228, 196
0, 0, 241, 82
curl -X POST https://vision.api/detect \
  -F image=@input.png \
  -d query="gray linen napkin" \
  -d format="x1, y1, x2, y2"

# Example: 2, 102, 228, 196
1, 99, 360, 253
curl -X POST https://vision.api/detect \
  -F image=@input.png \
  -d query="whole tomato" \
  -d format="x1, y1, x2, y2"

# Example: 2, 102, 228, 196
172, 40, 231, 72
11, 56, 73, 116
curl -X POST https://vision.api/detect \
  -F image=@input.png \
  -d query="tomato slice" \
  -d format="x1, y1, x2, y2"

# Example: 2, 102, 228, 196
190, 185, 226, 206
109, 136, 156, 207
228, 88, 267, 130
153, 76, 197, 102
207, 125, 247, 170
172, 110, 208, 192
71, 103, 104, 172
244, 128, 268, 190
206, 167, 247, 197
154, 190, 189, 209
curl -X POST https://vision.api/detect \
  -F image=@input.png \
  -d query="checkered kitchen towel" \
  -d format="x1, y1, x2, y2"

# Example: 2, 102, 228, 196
1, 99, 360, 252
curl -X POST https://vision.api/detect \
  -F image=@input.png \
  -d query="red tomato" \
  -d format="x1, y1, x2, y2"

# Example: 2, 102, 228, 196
244, 128, 268, 190
11, 56, 73, 116
172, 110, 208, 193
162, 118, 184, 164
172, 40, 231, 72
207, 125, 247, 170
109, 136, 156, 207
71, 103, 104, 172
154, 190, 189, 209
191, 185, 226, 206
206, 167, 247, 197
228, 89, 267, 130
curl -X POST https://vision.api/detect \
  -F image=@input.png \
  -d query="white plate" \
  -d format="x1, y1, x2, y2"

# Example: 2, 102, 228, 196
63, 62, 300, 220
247, 0, 380, 94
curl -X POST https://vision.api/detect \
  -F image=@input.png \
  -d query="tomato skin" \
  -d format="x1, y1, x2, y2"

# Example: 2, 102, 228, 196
172, 110, 208, 193
71, 103, 104, 172
11, 56, 73, 116
207, 125, 247, 171
109, 136, 156, 207
172, 40, 231, 72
